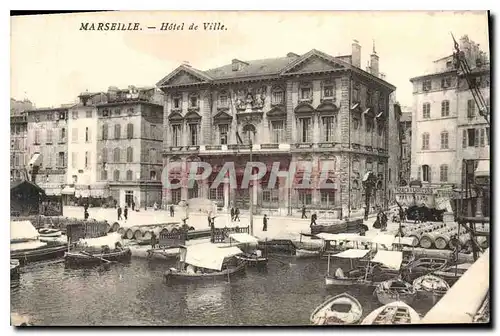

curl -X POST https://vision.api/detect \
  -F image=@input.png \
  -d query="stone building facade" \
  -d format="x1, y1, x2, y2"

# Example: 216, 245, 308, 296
399, 108, 412, 185
409, 35, 489, 187
25, 107, 69, 195
158, 41, 396, 216
10, 98, 33, 181
95, 87, 164, 208
387, 95, 402, 204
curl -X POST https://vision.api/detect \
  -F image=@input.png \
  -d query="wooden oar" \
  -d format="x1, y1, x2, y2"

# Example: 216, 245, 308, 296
81, 251, 115, 264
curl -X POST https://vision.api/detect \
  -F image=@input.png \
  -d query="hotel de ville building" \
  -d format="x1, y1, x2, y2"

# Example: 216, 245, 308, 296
157, 41, 398, 217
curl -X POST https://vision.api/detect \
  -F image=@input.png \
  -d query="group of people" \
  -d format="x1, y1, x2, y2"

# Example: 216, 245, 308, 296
117, 206, 129, 221
230, 207, 240, 222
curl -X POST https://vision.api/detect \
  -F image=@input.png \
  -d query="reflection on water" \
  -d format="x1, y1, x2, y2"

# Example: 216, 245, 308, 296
10, 257, 436, 326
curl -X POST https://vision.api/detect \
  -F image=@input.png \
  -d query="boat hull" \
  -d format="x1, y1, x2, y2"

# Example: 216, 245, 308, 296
413, 274, 449, 300
361, 301, 421, 325
235, 255, 268, 267
164, 261, 247, 283
11, 244, 67, 264
295, 248, 321, 258
310, 293, 363, 325
64, 248, 132, 266
375, 279, 417, 305
10, 259, 20, 278
325, 275, 377, 287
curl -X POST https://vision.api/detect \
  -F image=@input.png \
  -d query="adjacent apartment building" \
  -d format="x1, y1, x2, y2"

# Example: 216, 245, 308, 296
399, 108, 412, 185
10, 98, 33, 180
96, 86, 164, 208
409, 35, 490, 188
157, 40, 396, 216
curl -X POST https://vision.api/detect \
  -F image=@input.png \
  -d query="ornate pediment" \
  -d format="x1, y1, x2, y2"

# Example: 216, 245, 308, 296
168, 112, 184, 122
281, 50, 347, 76
213, 111, 232, 123
266, 106, 287, 119
316, 101, 339, 114
294, 102, 314, 115
185, 111, 202, 121
156, 65, 212, 88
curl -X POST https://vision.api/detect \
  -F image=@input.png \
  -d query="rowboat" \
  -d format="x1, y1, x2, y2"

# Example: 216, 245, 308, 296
413, 274, 450, 299
11, 243, 67, 264
405, 257, 448, 280
10, 259, 20, 278
38, 228, 62, 238
295, 248, 321, 258
325, 249, 377, 287
361, 301, 421, 325
165, 260, 246, 282
310, 293, 363, 325
432, 263, 471, 286
235, 253, 268, 268
374, 278, 417, 305
64, 248, 132, 265
229, 233, 267, 267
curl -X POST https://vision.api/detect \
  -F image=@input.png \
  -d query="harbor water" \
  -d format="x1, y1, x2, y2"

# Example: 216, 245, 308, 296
11, 257, 437, 326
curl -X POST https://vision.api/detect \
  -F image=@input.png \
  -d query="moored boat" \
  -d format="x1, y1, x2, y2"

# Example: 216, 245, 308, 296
10, 259, 20, 278
361, 301, 421, 325
64, 247, 132, 265
229, 233, 268, 267
38, 228, 62, 238
310, 293, 363, 325
413, 274, 450, 299
235, 253, 268, 267
295, 248, 321, 258
405, 257, 448, 280
325, 249, 377, 286
374, 278, 417, 305
432, 263, 471, 286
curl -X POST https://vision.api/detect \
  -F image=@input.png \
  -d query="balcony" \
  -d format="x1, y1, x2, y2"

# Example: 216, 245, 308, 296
294, 143, 313, 149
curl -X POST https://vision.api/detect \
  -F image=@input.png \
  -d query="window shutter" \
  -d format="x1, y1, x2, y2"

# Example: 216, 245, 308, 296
418, 166, 422, 180
462, 130, 467, 148
480, 129, 485, 147
474, 129, 479, 147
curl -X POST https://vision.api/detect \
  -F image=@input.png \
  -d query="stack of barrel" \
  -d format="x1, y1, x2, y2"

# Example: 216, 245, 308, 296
118, 223, 186, 244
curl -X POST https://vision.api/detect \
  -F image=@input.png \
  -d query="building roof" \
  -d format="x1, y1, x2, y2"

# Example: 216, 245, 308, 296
400, 112, 412, 122
204, 56, 297, 80
11, 180, 45, 194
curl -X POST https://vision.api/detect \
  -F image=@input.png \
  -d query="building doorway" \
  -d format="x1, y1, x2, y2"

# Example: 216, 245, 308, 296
125, 190, 134, 208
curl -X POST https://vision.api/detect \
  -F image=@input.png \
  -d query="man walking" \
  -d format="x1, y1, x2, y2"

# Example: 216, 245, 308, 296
170, 205, 175, 217
262, 214, 268, 232
124, 206, 128, 221
301, 205, 307, 219
117, 206, 122, 221
310, 212, 317, 227
230, 207, 235, 222
234, 207, 240, 222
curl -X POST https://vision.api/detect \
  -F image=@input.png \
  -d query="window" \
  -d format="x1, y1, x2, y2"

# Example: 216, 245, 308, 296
46, 152, 53, 168
353, 117, 360, 130
379, 94, 386, 111
300, 87, 311, 100
127, 108, 134, 115
72, 111, 78, 119
113, 148, 121, 162
389, 168, 392, 182
126, 147, 133, 163
480, 129, 485, 147
486, 127, 490, 145
188, 123, 199, 146
102, 148, 108, 163
366, 119, 374, 133
209, 184, 224, 202
57, 152, 66, 167
84, 151, 90, 169
102, 124, 108, 140
188, 181, 199, 199
34, 129, 40, 144
171, 180, 181, 204
46, 129, 53, 143
113, 108, 121, 116
85, 127, 90, 142
101, 170, 108, 180
113, 170, 120, 181
320, 189, 335, 207
441, 77, 451, 89
219, 124, 228, 145
467, 128, 477, 147
322, 116, 336, 142
126, 170, 133, 181
272, 89, 284, 105
323, 82, 334, 98
271, 120, 285, 143
219, 92, 228, 108
149, 149, 156, 163
172, 124, 181, 146
47, 113, 54, 121
422, 80, 431, 91
189, 95, 198, 108
462, 130, 467, 148
298, 190, 312, 205
299, 118, 311, 142
150, 170, 157, 180
440, 165, 448, 182
441, 100, 450, 117
422, 133, 430, 150
114, 124, 121, 139
72, 128, 79, 143
467, 100, 475, 118
60, 128, 66, 142
422, 165, 431, 182
422, 103, 430, 118
150, 124, 157, 140
366, 89, 372, 107
440, 131, 449, 149
243, 124, 256, 144
173, 96, 181, 109
86, 110, 93, 118
72, 152, 77, 169
353, 83, 360, 102
126, 123, 134, 139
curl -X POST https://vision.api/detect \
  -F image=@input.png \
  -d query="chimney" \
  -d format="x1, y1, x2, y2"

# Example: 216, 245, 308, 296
370, 51, 379, 77
287, 52, 300, 58
232, 59, 240, 71
380, 72, 386, 80
351, 39, 361, 68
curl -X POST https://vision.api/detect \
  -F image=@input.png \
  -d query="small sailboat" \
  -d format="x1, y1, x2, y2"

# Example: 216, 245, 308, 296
374, 278, 417, 305
413, 274, 450, 299
361, 301, 420, 325
310, 293, 363, 325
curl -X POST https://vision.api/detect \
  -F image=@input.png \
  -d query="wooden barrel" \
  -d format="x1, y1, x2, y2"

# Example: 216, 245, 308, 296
104, 222, 112, 233
142, 230, 153, 241
111, 222, 120, 232
449, 234, 469, 250
117, 227, 126, 237
434, 233, 451, 250
160, 227, 170, 237
125, 228, 135, 240
133, 228, 143, 240
419, 233, 435, 249
152, 227, 163, 236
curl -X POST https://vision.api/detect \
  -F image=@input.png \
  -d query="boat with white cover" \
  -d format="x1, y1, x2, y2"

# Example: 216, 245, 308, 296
413, 274, 450, 299
310, 293, 363, 325
361, 301, 421, 325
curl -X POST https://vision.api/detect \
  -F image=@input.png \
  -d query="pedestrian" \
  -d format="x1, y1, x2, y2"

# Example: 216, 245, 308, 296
117, 206, 122, 221
153, 202, 158, 211
132, 201, 135, 211
124, 206, 128, 221
151, 233, 157, 249
414, 210, 420, 224
230, 207, 235, 222
234, 208, 240, 222
262, 214, 268, 232
301, 205, 307, 219
84, 209, 89, 220
170, 205, 175, 217
310, 213, 317, 227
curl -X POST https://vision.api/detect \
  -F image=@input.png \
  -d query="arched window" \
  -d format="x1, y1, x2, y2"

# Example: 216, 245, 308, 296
114, 124, 121, 139
127, 123, 134, 139
422, 103, 431, 119
113, 170, 120, 181
150, 170, 157, 180
440, 131, 449, 149
101, 148, 108, 163
441, 100, 450, 117
422, 132, 430, 150
440, 165, 448, 182
101, 170, 108, 180
113, 148, 121, 162
102, 123, 108, 140
126, 147, 133, 163
188, 180, 199, 199
296, 179, 312, 206
271, 87, 284, 105
320, 179, 336, 207
126, 170, 133, 181
422, 165, 431, 182
243, 124, 256, 144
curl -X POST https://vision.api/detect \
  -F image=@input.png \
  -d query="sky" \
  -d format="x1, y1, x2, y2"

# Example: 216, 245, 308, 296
11, 11, 489, 108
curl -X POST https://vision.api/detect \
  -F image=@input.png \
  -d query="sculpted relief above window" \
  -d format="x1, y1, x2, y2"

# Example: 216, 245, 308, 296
234, 86, 267, 111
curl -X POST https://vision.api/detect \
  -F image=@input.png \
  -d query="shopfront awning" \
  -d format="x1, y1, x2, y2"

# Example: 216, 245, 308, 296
28, 153, 42, 166
474, 160, 490, 179
61, 186, 75, 195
